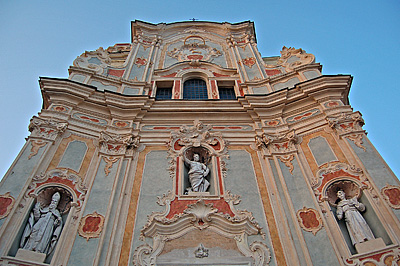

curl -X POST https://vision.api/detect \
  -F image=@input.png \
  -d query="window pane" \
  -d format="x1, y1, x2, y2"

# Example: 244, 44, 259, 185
155, 87, 172, 100
219, 87, 236, 100
183, 79, 208, 100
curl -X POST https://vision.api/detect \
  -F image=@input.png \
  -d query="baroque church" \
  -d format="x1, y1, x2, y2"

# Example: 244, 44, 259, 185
0, 20, 399, 266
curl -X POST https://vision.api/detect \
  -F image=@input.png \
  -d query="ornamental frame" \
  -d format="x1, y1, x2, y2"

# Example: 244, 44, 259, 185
167, 121, 229, 199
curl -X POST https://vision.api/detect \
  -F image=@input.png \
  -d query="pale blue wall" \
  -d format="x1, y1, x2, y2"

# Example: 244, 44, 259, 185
130, 151, 170, 266
68, 157, 121, 266
97, 159, 128, 266
58, 140, 87, 172
224, 150, 276, 266
277, 157, 339, 266
273, 77, 300, 91
269, 159, 307, 266
89, 81, 118, 92
308, 136, 337, 166
0, 141, 47, 228
347, 136, 400, 220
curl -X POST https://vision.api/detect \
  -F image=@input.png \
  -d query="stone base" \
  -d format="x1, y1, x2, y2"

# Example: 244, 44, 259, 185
188, 191, 210, 196
16, 248, 46, 263
355, 238, 386, 254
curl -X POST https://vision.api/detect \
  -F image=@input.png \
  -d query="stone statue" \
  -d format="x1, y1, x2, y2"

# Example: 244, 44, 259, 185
336, 190, 375, 245
184, 153, 210, 192
20, 192, 63, 255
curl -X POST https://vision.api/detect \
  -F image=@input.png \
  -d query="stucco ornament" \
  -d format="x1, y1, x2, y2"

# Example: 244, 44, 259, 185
312, 162, 368, 204
28, 140, 48, 159
184, 153, 210, 192
296, 207, 323, 235
73, 47, 111, 74
98, 131, 140, 156
78, 211, 105, 241
276, 46, 315, 72
20, 192, 63, 255
0, 192, 15, 219
381, 184, 400, 209
134, 199, 270, 266
336, 190, 375, 246
255, 130, 298, 155
167, 35, 222, 63
167, 120, 228, 181
29, 116, 68, 142
194, 243, 209, 258
327, 111, 366, 151
255, 130, 299, 173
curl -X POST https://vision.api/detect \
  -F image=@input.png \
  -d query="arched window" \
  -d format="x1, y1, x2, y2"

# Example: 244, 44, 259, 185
183, 79, 208, 100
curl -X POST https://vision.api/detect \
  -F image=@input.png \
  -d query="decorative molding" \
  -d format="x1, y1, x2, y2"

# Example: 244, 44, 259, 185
241, 57, 256, 68
167, 36, 222, 63
276, 46, 315, 72
28, 140, 48, 159
277, 154, 295, 174
381, 184, 400, 209
255, 130, 299, 156
343, 247, 400, 266
73, 47, 111, 74
135, 57, 147, 67
327, 112, 366, 151
296, 207, 323, 235
27, 169, 87, 210
78, 211, 105, 241
167, 120, 229, 182
50, 104, 71, 113
327, 112, 364, 135
72, 112, 108, 126
345, 134, 366, 152
98, 131, 140, 156
286, 108, 320, 124
312, 162, 369, 204
134, 199, 270, 266
28, 116, 68, 142
103, 156, 120, 176
0, 192, 15, 219
194, 243, 209, 258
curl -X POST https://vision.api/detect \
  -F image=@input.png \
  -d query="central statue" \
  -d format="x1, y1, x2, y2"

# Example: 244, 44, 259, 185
20, 192, 63, 255
184, 153, 210, 192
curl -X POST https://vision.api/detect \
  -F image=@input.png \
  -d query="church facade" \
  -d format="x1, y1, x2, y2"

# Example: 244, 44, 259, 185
0, 20, 399, 266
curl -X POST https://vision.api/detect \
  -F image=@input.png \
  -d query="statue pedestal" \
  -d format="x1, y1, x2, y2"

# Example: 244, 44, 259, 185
16, 248, 46, 263
188, 191, 210, 196
355, 238, 386, 254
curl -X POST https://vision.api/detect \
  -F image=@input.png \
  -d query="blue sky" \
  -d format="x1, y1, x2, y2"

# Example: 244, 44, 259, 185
0, 1, 399, 178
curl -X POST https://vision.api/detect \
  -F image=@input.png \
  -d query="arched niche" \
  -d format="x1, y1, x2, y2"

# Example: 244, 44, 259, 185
168, 121, 228, 199
7, 169, 86, 264
181, 145, 217, 196
324, 179, 391, 254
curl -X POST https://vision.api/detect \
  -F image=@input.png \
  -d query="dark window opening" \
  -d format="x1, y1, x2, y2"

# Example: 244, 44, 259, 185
155, 87, 172, 99
219, 87, 236, 99
183, 79, 208, 100
155, 81, 173, 100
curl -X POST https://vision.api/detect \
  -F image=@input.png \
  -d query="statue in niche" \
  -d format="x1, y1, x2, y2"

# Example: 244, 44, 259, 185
336, 190, 375, 245
20, 192, 63, 255
184, 152, 210, 192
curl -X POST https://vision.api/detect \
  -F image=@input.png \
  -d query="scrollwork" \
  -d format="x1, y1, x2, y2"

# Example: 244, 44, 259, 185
255, 130, 299, 156
276, 46, 315, 72
29, 116, 68, 142
98, 131, 140, 156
